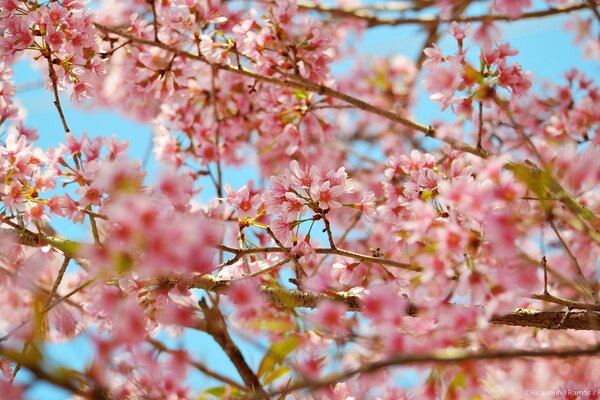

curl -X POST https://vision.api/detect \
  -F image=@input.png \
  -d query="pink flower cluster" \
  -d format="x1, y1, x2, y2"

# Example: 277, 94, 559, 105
265, 160, 354, 244
233, 0, 335, 82
424, 22, 531, 116
0, 62, 18, 126
0, 0, 104, 101
0, 130, 48, 226
85, 183, 220, 279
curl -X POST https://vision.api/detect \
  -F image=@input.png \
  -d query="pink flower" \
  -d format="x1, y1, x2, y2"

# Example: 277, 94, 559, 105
112, 297, 147, 345
291, 239, 316, 261
77, 185, 103, 207
224, 183, 260, 217
361, 284, 407, 324
449, 22, 471, 43
424, 61, 461, 93
157, 168, 193, 209
423, 44, 443, 67
309, 301, 348, 335
311, 180, 344, 209
270, 215, 293, 244
492, 0, 532, 18
357, 191, 376, 221
227, 280, 267, 315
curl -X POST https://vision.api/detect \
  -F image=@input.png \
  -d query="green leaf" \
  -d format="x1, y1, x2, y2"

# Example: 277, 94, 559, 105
294, 89, 308, 101
258, 139, 277, 155
202, 386, 242, 399
263, 365, 290, 385
449, 371, 465, 389
258, 336, 300, 379
246, 316, 295, 333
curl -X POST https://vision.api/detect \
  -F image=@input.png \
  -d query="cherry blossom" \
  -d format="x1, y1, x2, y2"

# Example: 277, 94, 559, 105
0, 0, 599, 398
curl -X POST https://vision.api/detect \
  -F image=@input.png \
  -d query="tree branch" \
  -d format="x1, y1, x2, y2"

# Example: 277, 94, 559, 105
188, 274, 600, 331
146, 338, 248, 392
93, 23, 489, 158
286, 0, 589, 27
198, 299, 269, 399
0, 345, 91, 397
272, 343, 600, 396
217, 244, 420, 271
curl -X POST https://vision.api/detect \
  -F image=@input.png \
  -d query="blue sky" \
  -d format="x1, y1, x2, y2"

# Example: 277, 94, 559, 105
8, 3, 600, 399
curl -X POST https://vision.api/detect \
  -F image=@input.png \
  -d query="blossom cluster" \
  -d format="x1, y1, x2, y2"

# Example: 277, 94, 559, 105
0, 0, 104, 101
423, 22, 531, 116
264, 160, 355, 244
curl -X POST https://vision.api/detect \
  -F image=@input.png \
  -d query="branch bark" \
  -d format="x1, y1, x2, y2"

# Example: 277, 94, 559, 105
198, 299, 269, 399
188, 275, 600, 331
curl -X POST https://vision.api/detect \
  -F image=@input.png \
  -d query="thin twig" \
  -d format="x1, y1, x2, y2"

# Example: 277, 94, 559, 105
45, 55, 70, 133
477, 100, 484, 150
585, 0, 600, 24
147, 338, 248, 391
217, 243, 420, 272
149, 0, 160, 42
542, 256, 548, 295
547, 215, 598, 303
87, 206, 101, 245
11, 256, 71, 382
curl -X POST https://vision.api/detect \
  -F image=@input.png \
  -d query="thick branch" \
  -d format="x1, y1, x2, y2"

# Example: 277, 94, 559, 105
6, 225, 600, 332
490, 309, 600, 330
198, 300, 269, 399
188, 275, 600, 331
146, 338, 248, 392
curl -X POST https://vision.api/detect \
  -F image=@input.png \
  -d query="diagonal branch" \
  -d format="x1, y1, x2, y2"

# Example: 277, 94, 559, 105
198, 299, 269, 399
93, 23, 488, 158
146, 338, 248, 392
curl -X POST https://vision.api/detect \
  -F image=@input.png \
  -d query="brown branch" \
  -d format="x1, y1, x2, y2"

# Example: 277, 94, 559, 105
93, 23, 489, 157
149, 0, 160, 42
0, 345, 91, 397
490, 308, 600, 330
189, 274, 600, 330
547, 215, 598, 303
586, 0, 600, 24
477, 100, 484, 150
188, 274, 363, 310
45, 54, 70, 134
87, 206, 101, 245
216, 243, 420, 271
198, 299, 269, 399
531, 292, 600, 311
146, 338, 248, 392
272, 343, 600, 396
288, 1, 589, 27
